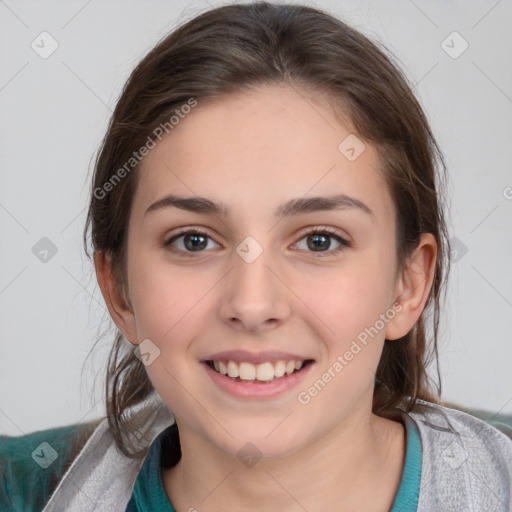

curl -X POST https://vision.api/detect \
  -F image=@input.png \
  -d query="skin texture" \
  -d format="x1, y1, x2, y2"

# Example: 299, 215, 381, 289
96, 84, 437, 511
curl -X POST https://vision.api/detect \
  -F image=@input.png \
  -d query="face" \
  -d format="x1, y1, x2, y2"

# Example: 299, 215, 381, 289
119, 85, 404, 459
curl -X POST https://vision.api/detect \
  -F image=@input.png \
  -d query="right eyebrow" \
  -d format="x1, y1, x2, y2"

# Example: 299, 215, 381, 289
144, 195, 227, 218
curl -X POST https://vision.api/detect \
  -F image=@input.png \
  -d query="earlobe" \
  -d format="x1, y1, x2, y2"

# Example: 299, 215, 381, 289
385, 233, 437, 341
94, 250, 139, 345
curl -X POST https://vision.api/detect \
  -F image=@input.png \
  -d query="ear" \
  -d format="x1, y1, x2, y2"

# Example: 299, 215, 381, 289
385, 233, 437, 340
94, 250, 139, 345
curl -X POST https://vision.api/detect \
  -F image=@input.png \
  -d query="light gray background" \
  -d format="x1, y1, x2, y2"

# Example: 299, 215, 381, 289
1, 0, 511, 436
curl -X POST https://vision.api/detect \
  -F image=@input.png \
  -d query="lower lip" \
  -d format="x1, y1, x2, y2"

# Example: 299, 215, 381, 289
202, 361, 314, 399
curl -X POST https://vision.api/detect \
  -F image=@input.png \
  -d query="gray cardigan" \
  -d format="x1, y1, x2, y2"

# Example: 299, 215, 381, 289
41, 394, 512, 512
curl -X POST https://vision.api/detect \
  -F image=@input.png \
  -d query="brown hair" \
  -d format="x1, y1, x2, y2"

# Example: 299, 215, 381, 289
83, 1, 450, 458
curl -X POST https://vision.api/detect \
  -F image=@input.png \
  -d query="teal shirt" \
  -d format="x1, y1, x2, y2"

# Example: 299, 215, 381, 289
0, 421, 99, 511
390, 417, 422, 511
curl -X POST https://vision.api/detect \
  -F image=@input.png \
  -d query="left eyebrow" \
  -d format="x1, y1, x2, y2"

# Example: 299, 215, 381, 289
276, 194, 374, 219
144, 193, 374, 219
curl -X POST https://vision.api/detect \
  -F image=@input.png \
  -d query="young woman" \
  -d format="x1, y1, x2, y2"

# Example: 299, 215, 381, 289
1, 2, 511, 511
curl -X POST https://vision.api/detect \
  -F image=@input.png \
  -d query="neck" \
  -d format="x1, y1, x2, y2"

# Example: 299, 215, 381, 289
162, 412, 406, 512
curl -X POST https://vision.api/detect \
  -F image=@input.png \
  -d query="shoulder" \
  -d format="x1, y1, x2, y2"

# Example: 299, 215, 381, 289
407, 400, 512, 512
441, 401, 512, 439
0, 419, 101, 512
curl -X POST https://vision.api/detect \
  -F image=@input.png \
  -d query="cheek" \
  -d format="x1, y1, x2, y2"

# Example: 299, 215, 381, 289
292, 255, 396, 396
298, 262, 395, 343
128, 261, 210, 415
293, 273, 392, 414
128, 257, 206, 342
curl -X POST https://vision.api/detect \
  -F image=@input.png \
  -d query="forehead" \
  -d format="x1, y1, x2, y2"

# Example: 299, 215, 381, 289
133, 85, 393, 222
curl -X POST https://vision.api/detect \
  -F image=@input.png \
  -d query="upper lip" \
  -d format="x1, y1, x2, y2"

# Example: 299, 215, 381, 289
202, 350, 314, 364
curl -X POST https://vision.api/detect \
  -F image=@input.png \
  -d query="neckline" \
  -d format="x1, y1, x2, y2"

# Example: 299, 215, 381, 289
132, 413, 421, 511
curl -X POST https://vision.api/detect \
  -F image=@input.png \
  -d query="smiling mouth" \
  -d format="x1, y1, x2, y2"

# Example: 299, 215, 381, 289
205, 359, 314, 383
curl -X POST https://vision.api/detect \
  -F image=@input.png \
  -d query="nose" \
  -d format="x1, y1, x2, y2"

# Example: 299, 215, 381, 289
218, 248, 291, 333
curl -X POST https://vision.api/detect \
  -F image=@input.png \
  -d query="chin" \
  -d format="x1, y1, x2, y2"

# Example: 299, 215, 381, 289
208, 424, 306, 463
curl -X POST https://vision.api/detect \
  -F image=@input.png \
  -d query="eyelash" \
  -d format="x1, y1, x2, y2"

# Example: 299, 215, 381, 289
163, 226, 350, 257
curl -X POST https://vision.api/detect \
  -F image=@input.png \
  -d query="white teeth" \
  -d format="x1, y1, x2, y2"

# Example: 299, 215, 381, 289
256, 362, 275, 381
211, 359, 307, 382
227, 361, 239, 378
274, 360, 286, 378
239, 362, 256, 380
218, 361, 228, 375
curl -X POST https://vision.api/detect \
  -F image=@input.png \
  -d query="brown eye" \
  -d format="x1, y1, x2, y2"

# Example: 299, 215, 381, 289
307, 233, 332, 251
294, 228, 349, 255
164, 229, 220, 253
